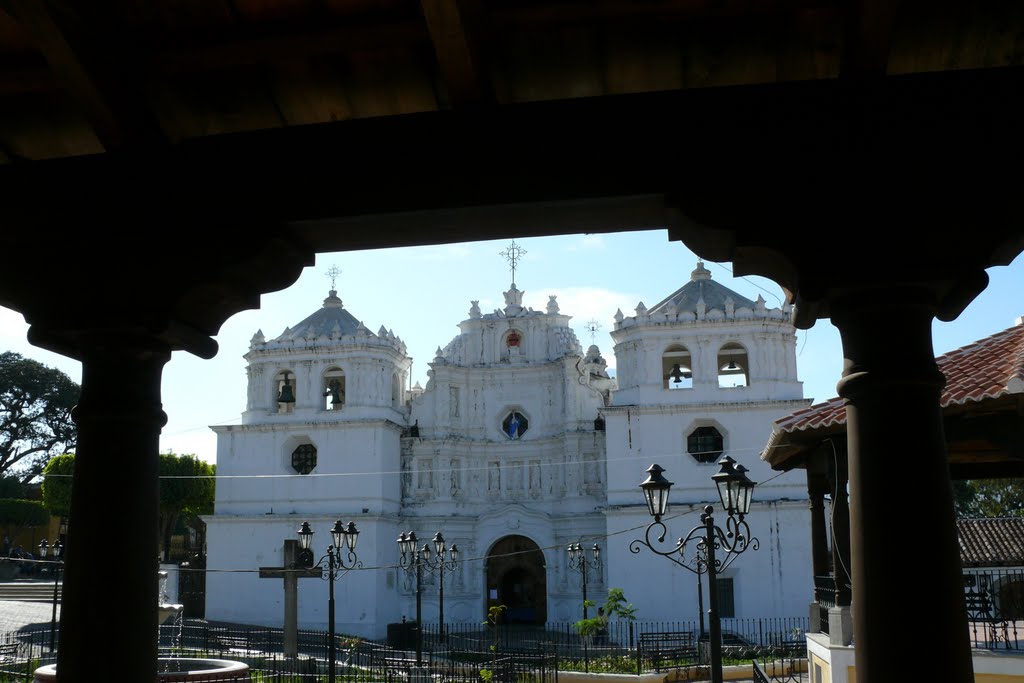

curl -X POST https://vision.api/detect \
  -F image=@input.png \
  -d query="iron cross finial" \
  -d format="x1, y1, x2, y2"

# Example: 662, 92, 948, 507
585, 319, 601, 343
326, 265, 341, 290
499, 241, 527, 285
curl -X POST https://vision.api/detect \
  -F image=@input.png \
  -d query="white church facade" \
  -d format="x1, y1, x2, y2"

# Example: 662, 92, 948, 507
203, 261, 814, 639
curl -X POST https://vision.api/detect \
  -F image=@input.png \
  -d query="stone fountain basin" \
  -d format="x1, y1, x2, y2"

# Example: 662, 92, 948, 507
34, 658, 250, 682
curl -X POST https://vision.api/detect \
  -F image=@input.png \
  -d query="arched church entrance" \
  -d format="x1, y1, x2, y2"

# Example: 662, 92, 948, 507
486, 535, 546, 624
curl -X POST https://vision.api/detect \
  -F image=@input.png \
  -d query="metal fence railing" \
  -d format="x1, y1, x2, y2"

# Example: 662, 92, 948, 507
3, 605, 1018, 682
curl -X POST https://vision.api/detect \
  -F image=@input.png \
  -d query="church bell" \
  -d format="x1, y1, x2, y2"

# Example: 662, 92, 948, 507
668, 363, 691, 384
278, 373, 296, 403
324, 379, 342, 405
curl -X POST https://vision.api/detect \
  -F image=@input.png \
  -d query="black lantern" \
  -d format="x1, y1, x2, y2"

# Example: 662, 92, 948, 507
640, 463, 673, 521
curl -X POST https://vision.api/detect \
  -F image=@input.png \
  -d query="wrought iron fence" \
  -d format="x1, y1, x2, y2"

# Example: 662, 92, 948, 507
963, 567, 1024, 651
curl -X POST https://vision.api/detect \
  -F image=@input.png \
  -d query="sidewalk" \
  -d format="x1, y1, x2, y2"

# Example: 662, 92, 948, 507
0, 598, 59, 634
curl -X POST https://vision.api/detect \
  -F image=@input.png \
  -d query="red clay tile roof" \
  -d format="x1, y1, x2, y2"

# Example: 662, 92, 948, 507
958, 517, 1024, 567
763, 320, 1024, 464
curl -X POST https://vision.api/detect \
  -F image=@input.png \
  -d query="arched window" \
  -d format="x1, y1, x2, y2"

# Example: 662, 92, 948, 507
276, 370, 297, 414
717, 342, 749, 388
392, 372, 402, 408
322, 367, 345, 410
662, 344, 693, 390
504, 329, 524, 359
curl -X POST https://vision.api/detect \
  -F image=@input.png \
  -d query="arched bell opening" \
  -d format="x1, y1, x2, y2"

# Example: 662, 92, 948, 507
717, 342, 749, 388
275, 369, 297, 413
662, 343, 693, 390
322, 367, 345, 411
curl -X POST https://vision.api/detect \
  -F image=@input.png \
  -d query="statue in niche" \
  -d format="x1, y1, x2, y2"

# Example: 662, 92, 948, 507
450, 459, 461, 494
488, 462, 501, 492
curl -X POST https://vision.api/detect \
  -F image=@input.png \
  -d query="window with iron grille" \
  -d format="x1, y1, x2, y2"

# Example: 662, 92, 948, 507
687, 426, 723, 464
292, 444, 317, 475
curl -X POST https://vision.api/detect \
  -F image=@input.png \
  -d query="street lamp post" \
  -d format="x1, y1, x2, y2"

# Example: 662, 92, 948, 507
397, 531, 459, 662
396, 531, 425, 666
37, 539, 63, 653
423, 533, 459, 644
567, 542, 601, 673
630, 457, 758, 683
566, 542, 601, 619
297, 520, 361, 683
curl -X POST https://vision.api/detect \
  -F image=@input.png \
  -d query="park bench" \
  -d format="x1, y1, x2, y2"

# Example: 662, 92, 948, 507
0, 641, 25, 667
375, 653, 417, 683
637, 631, 698, 673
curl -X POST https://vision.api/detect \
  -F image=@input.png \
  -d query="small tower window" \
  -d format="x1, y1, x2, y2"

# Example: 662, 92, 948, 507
322, 367, 345, 411
688, 426, 724, 464
392, 372, 402, 408
291, 444, 317, 474
502, 410, 529, 440
276, 370, 297, 414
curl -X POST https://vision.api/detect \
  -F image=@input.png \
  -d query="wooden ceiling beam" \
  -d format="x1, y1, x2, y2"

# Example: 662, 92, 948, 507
1, 0, 166, 150
420, 0, 494, 107
839, 0, 899, 80
151, 21, 430, 73
489, 0, 840, 27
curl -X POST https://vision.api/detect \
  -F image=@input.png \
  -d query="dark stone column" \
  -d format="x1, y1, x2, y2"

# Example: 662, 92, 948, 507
806, 462, 830, 635
826, 440, 852, 609
832, 292, 972, 683
54, 333, 171, 683
806, 458, 831, 583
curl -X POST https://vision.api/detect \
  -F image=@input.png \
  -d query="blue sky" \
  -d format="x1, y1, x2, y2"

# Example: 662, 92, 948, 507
2, 229, 1022, 466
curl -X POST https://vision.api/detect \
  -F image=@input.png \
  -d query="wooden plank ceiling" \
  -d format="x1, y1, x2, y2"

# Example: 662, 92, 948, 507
0, 0, 1021, 163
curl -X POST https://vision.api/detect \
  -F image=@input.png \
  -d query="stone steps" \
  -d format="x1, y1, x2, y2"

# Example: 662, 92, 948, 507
0, 581, 61, 603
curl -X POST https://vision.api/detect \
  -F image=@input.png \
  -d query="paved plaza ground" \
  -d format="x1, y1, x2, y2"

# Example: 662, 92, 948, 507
0, 598, 59, 634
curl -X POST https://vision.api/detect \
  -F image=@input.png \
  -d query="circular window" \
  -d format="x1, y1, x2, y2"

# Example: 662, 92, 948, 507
292, 444, 317, 475
502, 411, 529, 440
506, 331, 521, 347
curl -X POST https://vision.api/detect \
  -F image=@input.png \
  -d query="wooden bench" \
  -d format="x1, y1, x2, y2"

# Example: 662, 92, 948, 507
637, 631, 698, 673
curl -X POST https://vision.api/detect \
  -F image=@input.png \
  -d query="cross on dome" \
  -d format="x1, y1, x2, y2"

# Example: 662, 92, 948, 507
326, 265, 342, 290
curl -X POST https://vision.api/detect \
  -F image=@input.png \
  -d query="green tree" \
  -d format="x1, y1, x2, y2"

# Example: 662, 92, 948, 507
0, 498, 50, 542
954, 478, 1024, 518
0, 352, 79, 482
39, 452, 216, 560
40, 454, 75, 519
574, 588, 638, 640
480, 604, 507, 683
159, 452, 216, 561
0, 475, 26, 499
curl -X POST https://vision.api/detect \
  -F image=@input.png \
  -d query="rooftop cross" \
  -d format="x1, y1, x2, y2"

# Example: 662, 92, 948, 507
326, 265, 341, 290
585, 319, 602, 343
499, 241, 527, 286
